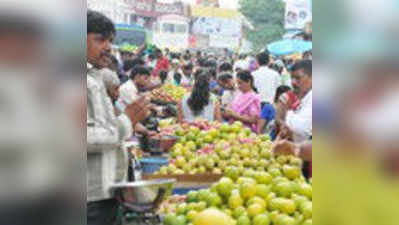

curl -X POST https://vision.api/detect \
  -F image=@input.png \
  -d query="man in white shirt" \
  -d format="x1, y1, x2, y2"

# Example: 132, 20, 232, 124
117, 67, 157, 136
87, 10, 149, 225
276, 60, 312, 142
252, 52, 281, 108
117, 66, 151, 112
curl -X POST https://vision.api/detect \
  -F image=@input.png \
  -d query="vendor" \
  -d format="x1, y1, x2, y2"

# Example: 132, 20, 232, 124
223, 70, 261, 132
178, 74, 222, 123
118, 66, 150, 106
87, 10, 150, 225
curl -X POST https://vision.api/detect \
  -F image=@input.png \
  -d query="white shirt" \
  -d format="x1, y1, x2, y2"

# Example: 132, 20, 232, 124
221, 89, 239, 108
87, 63, 132, 202
118, 80, 139, 105
286, 90, 312, 142
168, 70, 177, 83
234, 59, 249, 72
253, 66, 281, 103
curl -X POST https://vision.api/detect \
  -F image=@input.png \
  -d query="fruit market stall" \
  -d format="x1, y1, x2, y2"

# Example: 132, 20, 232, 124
126, 118, 312, 225
140, 120, 313, 225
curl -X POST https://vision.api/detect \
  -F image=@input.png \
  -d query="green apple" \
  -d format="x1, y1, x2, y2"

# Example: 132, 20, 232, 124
217, 177, 234, 197
240, 182, 257, 200
187, 191, 198, 203
298, 183, 312, 200
233, 206, 247, 219
283, 165, 301, 180
280, 199, 297, 215
228, 191, 244, 209
275, 182, 294, 198
247, 196, 267, 209
253, 213, 271, 225
236, 215, 251, 225
256, 184, 272, 198
247, 203, 265, 218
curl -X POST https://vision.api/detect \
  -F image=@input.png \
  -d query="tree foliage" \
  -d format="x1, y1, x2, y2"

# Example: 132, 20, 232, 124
240, 0, 285, 51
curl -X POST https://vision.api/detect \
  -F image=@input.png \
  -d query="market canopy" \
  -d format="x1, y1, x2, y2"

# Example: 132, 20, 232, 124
267, 39, 312, 56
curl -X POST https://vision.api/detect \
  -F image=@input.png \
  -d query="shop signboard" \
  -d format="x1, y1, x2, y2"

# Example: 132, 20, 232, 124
127, 0, 184, 17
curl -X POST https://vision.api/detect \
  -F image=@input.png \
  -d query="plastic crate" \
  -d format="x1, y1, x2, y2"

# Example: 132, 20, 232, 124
139, 157, 169, 174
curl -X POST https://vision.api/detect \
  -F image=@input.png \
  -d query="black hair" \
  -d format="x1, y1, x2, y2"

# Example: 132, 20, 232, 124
159, 70, 168, 84
123, 58, 145, 72
87, 10, 115, 39
174, 72, 182, 85
170, 53, 179, 59
194, 69, 205, 81
130, 66, 150, 80
274, 85, 291, 103
206, 60, 217, 69
148, 54, 156, 60
183, 64, 193, 71
187, 74, 210, 116
303, 51, 312, 60
198, 58, 206, 67
108, 55, 119, 71
219, 62, 233, 72
304, 33, 312, 41
237, 70, 257, 93
291, 60, 312, 77
256, 52, 270, 66
110, 55, 118, 65
183, 54, 191, 61
209, 69, 217, 80
239, 54, 247, 60
155, 49, 162, 55
270, 63, 283, 75
218, 74, 233, 82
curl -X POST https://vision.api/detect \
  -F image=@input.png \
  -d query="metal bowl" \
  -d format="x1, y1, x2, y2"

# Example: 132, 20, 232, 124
110, 179, 176, 212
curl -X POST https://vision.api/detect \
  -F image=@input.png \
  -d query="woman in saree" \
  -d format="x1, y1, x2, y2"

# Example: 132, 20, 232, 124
223, 70, 261, 132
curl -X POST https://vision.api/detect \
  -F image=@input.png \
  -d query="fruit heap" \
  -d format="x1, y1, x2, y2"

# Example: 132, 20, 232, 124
163, 163, 312, 225
157, 121, 275, 175
151, 84, 187, 103
158, 195, 187, 214
177, 119, 220, 131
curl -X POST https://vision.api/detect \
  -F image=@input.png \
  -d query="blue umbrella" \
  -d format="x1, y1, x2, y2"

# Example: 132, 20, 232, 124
267, 39, 312, 56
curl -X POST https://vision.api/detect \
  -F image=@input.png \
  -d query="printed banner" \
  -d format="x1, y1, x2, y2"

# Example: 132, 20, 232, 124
285, 0, 312, 29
